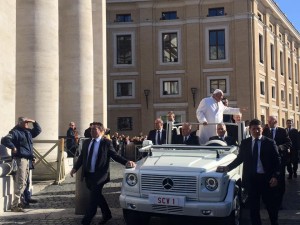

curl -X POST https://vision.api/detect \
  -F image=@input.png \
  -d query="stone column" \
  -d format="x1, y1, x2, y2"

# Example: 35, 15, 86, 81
59, 0, 94, 136
92, 0, 107, 126
16, 0, 59, 177
59, 0, 95, 214
0, 0, 16, 135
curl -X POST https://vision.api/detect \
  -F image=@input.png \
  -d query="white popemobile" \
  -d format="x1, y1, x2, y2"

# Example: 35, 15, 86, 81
120, 122, 247, 225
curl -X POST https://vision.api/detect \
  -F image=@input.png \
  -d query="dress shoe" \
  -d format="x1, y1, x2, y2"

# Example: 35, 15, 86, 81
294, 172, 297, 178
98, 215, 112, 224
27, 199, 38, 204
288, 174, 292, 179
81, 216, 91, 225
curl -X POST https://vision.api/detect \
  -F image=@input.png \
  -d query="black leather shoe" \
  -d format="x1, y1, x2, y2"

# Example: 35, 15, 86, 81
294, 172, 297, 178
98, 215, 112, 224
81, 217, 91, 225
288, 174, 292, 179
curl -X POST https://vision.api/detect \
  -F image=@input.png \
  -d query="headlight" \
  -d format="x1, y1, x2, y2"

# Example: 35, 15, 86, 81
205, 177, 218, 191
126, 173, 138, 186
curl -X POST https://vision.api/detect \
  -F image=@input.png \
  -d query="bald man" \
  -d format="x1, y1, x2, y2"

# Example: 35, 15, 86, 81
262, 115, 292, 209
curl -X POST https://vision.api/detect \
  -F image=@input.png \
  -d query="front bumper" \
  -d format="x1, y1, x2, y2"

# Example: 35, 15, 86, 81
119, 194, 234, 218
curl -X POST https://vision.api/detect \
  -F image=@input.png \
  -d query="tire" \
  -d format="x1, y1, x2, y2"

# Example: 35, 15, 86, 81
224, 192, 241, 225
123, 209, 150, 225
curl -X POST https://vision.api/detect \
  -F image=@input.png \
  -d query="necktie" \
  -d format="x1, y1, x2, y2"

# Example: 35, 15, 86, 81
253, 139, 259, 174
157, 131, 161, 145
271, 128, 275, 139
184, 136, 187, 143
87, 139, 95, 171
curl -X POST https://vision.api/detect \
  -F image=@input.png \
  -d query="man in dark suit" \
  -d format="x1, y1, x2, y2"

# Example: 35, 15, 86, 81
217, 119, 281, 225
285, 119, 299, 179
262, 115, 292, 209
174, 122, 200, 145
84, 122, 93, 138
147, 118, 166, 145
163, 111, 179, 144
209, 123, 237, 146
70, 122, 135, 225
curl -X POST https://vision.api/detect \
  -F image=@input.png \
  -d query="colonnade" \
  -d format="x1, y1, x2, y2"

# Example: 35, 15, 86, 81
0, 0, 106, 179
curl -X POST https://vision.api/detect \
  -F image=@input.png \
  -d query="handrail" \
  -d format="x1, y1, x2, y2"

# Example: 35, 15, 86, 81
33, 138, 66, 184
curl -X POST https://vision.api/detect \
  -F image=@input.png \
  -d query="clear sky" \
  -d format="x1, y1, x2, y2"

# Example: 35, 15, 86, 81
274, 0, 300, 32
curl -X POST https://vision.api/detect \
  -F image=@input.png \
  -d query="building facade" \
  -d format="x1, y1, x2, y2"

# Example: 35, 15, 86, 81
107, 0, 300, 136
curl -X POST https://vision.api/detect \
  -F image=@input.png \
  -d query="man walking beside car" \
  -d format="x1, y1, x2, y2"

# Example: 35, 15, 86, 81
70, 122, 135, 225
217, 119, 281, 225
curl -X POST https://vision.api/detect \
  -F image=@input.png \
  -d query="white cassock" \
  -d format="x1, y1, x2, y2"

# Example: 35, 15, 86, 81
196, 96, 240, 144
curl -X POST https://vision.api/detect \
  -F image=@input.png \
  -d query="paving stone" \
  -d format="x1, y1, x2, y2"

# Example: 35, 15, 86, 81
0, 162, 299, 225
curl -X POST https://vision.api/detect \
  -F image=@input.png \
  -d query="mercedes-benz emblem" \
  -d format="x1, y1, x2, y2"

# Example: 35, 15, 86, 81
162, 178, 174, 190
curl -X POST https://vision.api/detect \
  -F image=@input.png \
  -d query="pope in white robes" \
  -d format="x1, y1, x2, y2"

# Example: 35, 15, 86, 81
196, 89, 240, 144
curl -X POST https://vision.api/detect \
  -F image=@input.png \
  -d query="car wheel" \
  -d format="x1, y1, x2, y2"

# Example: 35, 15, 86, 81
224, 192, 241, 225
123, 209, 150, 225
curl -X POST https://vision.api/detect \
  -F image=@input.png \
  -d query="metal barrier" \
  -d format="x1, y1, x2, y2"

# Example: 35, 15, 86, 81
33, 139, 66, 184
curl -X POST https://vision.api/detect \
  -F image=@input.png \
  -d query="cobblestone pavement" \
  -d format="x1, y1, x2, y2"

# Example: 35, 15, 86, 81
0, 162, 300, 225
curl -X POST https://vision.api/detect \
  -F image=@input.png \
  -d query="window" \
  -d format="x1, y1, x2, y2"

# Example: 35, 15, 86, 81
117, 35, 132, 64
296, 96, 299, 106
210, 79, 227, 94
260, 81, 265, 95
162, 32, 178, 63
208, 7, 225, 17
157, 111, 186, 124
271, 86, 276, 99
117, 117, 132, 131
269, 24, 273, 32
160, 78, 181, 98
279, 34, 282, 41
209, 30, 225, 60
259, 34, 264, 63
161, 11, 177, 20
289, 93, 292, 104
282, 118, 285, 127
114, 80, 135, 99
163, 80, 179, 95
295, 63, 298, 84
258, 13, 263, 22
270, 44, 274, 70
281, 90, 285, 101
280, 51, 284, 75
261, 115, 265, 126
115, 14, 132, 22
117, 82, 132, 97
288, 58, 291, 80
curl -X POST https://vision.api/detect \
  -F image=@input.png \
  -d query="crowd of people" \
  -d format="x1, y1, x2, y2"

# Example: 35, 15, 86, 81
2, 88, 299, 225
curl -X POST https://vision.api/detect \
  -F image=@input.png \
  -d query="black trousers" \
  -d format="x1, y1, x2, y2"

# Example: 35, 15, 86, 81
82, 173, 111, 225
248, 174, 279, 225
277, 163, 286, 207
287, 154, 299, 175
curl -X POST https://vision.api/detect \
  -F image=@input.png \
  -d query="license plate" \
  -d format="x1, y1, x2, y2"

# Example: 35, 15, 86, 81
149, 194, 185, 206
